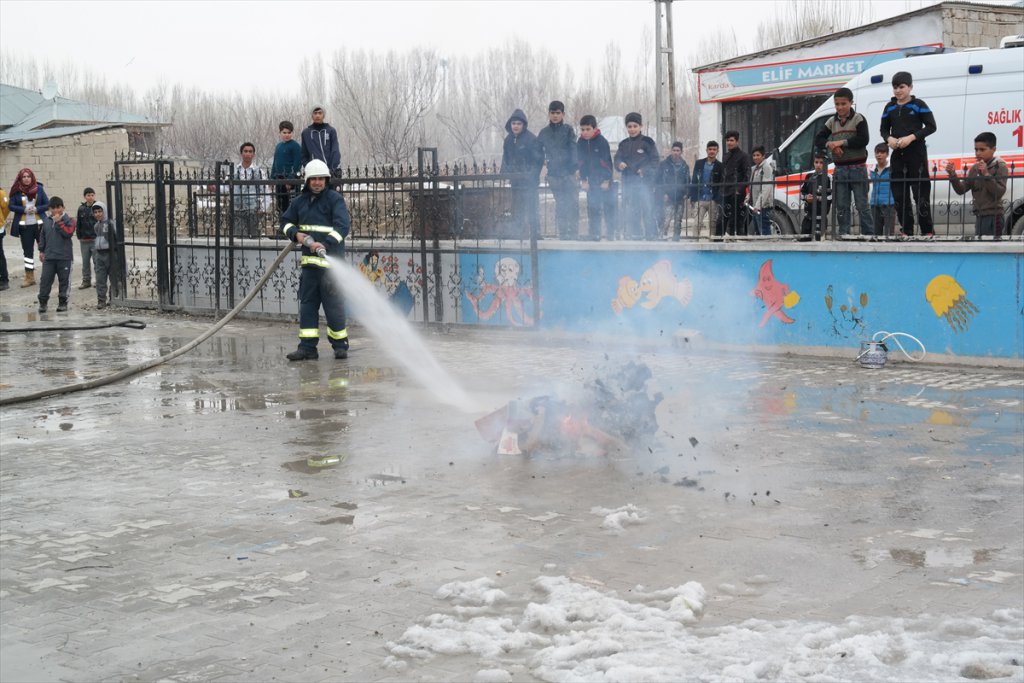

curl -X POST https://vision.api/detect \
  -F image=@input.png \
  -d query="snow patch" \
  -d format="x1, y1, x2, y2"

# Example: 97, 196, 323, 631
386, 576, 1024, 682
590, 504, 648, 530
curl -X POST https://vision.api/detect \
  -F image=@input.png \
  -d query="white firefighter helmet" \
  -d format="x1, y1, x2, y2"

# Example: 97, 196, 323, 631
304, 159, 332, 182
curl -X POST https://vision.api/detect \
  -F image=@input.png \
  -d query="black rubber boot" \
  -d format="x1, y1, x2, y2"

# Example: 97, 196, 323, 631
56, 298, 68, 312
333, 347, 348, 360
38, 297, 48, 313
286, 347, 319, 361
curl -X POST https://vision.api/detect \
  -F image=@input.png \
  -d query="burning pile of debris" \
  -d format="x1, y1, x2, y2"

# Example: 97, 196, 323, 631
475, 361, 663, 456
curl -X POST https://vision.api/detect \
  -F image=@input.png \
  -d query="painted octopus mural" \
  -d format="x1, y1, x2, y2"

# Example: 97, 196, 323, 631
465, 257, 538, 326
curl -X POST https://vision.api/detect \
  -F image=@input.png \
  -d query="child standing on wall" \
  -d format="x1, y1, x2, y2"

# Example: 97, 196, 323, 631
870, 143, 897, 240
815, 87, 874, 238
880, 71, 937, 239
944, 132, 1008, 241
799, 153, 831, 242
36, 196, 76, 313
576, 115, 616, 240
91, 201, 118, 309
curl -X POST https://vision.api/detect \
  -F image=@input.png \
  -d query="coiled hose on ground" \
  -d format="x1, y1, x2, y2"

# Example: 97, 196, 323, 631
0, 241, 296, 407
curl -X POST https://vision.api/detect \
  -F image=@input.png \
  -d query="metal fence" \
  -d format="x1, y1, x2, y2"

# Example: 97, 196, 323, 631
104, 150, 542, 325
103, 151, 1023, 321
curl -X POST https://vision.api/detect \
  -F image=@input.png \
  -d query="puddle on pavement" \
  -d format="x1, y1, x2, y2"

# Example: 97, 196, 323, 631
889, 547, 997, 568
333, 502, 358, 510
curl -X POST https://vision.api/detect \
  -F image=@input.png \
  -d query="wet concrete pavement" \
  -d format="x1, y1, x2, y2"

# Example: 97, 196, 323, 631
0, 297, 1022, 681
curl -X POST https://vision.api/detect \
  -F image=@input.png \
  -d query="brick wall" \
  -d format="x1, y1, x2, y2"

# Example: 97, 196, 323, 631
0, 127, 128, 205
942, 5, 1024, 49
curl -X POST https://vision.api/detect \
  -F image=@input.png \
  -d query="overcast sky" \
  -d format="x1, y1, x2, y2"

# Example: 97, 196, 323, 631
0, 0, 1016, 95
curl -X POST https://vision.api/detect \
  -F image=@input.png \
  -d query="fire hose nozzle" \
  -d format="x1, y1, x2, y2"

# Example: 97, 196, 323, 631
316, 247, 327, 258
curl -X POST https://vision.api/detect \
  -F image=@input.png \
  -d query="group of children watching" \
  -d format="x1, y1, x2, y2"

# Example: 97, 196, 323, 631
0, 176, 117, 312
791, 71, 1007, 241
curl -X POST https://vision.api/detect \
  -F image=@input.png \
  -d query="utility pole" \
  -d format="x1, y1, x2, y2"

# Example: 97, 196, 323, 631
654, 0, 677, 152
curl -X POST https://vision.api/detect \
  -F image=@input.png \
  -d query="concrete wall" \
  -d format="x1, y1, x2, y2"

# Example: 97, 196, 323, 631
943, 5, 1024, 49
167, 241, 1023, 362
459, 244, 1023, 361
0, 128, 127, 205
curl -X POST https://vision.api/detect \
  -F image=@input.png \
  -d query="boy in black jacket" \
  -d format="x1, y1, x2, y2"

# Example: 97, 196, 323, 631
75, 187, 97, 288
880, 71, 937, 238
657, 142, 691, 241
538, 101, 579, 239
576, 115, 616, 240
501, 109, 544, 239
614, 112, 659, 240
799, 154, 832, 241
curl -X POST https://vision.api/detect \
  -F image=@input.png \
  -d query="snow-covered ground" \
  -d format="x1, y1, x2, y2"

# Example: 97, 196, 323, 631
386, 574, 1023, 682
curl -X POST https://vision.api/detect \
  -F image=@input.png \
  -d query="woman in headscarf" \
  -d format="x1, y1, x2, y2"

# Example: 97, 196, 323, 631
9, 168, 49, 287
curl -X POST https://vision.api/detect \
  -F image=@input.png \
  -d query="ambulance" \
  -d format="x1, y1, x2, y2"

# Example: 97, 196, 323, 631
768, 42, 1024, 236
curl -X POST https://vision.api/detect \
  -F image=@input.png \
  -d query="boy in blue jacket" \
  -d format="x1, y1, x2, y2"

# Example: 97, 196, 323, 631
576, 115, 615, 240
272, 121, 302, 213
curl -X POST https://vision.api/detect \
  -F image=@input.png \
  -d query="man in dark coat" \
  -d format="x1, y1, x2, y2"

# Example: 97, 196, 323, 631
721, 131, 750, 238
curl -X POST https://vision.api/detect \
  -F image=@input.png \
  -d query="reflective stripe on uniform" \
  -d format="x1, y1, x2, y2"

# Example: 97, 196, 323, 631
299, 328, 319, 339
301, 255, 329, 268
282, 222, 296, 237
300, 224, 342, 243
327, 327, 348, 340
23, 257, 34, 269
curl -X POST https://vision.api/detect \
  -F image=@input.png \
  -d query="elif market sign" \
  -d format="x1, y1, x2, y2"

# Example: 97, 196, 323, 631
698, 46, 942, 103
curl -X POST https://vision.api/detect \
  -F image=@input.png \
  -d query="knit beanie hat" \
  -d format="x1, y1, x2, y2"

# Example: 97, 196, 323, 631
625, 112, 642, 126
891, 71, 912, 87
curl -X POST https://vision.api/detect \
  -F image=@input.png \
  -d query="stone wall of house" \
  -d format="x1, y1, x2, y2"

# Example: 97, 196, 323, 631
0, 127, 128, 205
942, 5, 1024, 49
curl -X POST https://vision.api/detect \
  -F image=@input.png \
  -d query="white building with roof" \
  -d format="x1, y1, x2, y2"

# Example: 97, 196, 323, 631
690, 1, 1023, 154
0, 84, 165, 203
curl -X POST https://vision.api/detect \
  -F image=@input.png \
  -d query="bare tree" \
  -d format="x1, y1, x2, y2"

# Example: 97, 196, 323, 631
755, 3, 874, 52
435, 57, 494, 165
330, 47, 443, 166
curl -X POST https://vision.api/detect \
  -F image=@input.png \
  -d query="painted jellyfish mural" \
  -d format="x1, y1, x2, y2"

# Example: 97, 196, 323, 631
925, 274, 978, 333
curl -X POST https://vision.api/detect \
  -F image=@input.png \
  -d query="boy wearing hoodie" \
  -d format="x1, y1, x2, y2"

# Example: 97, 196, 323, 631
576, 115, 615, 240
815, 87, 874, 237
747, 146, 775, 236
301, 107, 342, 189
37, 196, 76, 313
91, 201, 117, 309
501, 109, 543, 238
614, 112, 659, 240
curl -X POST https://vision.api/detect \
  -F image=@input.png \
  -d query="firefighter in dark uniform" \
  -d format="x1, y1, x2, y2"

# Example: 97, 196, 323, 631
281, 159, 351, 361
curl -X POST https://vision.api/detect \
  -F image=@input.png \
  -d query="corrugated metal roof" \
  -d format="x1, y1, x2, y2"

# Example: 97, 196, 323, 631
0, 82, 165, 133
0, 84, 44, 127
0, 124, 122, 144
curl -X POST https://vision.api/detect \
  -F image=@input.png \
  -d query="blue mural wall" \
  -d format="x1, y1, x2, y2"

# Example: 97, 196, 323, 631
459, 249, 1024, 359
